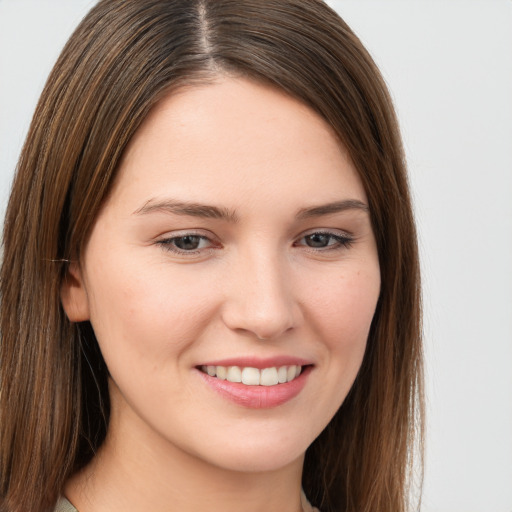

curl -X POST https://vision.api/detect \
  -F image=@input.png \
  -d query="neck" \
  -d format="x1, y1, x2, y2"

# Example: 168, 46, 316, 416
65, 387, 305, 512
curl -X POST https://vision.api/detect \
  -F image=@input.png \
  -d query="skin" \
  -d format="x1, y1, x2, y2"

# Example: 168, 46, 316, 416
61, 77, 381, 512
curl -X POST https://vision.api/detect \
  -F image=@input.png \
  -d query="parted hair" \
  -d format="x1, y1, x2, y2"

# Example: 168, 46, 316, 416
0, 1, 423, 511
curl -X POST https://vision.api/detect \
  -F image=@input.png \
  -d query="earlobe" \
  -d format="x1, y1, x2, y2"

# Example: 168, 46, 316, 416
61, 261, 90, 322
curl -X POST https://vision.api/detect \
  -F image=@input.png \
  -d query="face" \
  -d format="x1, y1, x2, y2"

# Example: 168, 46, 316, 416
62, 77, 380, 474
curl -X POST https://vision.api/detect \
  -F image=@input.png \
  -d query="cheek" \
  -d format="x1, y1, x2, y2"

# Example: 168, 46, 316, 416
308, 263, 380, 345
289, 263, 380, 441
83, 252, 219, 371
309, 264, 380, 388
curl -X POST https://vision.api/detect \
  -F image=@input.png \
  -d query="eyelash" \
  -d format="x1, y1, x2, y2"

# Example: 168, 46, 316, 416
157, 230, 354, 256
157, 233, 215, 255
294, 231, 354, 251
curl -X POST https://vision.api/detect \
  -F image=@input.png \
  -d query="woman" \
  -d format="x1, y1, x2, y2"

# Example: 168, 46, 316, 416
0, 1, 423, 511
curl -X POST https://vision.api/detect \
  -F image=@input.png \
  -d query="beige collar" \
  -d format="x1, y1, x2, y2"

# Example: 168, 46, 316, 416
56, 492, 320, 512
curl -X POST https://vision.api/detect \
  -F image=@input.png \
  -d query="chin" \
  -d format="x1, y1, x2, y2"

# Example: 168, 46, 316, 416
211, 447, 305, 474
190, 428, 312, 474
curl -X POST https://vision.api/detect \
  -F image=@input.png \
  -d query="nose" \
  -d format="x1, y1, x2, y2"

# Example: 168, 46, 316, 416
221, 249, 302, 340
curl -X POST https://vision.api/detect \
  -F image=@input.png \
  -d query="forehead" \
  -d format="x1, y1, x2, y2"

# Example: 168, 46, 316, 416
110, 77, 366, 210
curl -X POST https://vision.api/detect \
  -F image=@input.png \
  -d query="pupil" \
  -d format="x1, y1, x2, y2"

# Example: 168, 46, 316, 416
307, 233, 330, 247
175, 236, 200, 250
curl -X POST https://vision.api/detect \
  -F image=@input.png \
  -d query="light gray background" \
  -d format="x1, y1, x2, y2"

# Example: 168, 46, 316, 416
1, 1, 511, 511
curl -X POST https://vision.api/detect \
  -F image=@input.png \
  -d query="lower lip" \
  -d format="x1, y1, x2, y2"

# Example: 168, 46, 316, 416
196, 366, 312, 409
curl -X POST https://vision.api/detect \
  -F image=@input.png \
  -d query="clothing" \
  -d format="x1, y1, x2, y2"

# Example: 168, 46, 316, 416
301, 489, 321, 512
54, 497, 78, 512
55, 492, 320, 511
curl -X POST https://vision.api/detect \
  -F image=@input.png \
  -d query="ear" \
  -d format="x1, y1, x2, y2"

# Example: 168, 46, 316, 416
61, 261, 90, 322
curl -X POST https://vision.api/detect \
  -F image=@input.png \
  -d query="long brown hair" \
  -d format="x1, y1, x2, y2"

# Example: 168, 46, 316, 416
0, 1, 423, 511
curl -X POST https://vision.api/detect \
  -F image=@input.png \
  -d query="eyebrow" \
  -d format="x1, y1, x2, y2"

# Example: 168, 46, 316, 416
134, 198, 369, 222
133, 199, 240, 222
296, 199, 369, 219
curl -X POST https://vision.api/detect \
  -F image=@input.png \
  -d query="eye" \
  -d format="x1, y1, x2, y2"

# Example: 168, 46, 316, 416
157, 233, 216, 255
295, 231, 354, 250
171, 235, 207, 251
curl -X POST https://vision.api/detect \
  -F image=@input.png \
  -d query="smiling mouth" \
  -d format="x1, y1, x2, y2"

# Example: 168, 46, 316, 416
199, 365, 304, 386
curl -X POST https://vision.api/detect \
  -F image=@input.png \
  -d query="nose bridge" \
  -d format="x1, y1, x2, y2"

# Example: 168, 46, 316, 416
222, 241, 300, 339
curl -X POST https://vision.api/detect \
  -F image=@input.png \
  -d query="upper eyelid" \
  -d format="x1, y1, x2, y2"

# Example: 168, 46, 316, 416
296, 227, 354, 238
155, 228, 217, 240
154, 225, 356, 242
155, 227, 354, 240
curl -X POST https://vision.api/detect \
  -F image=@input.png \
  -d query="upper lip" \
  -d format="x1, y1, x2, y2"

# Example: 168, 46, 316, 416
197, 356, 312, 369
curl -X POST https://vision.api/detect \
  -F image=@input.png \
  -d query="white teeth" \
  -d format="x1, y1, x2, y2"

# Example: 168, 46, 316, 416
216, 366, 227, 380
226, 366, 242, 383
277, 366, 288, 383
202, 364, 303, 386
242, 367, 260, 385
260, 367, 279, 386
